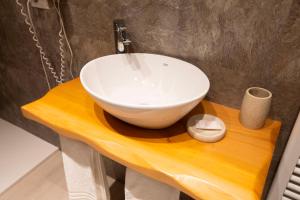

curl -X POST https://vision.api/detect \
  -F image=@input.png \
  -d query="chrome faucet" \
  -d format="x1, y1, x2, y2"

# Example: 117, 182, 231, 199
113, 19, 131, 54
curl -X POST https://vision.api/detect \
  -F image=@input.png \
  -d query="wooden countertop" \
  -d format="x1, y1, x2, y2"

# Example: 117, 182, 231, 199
21, 79, 281, 200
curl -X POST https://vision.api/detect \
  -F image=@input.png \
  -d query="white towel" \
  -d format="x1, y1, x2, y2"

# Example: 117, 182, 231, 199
60, 136, 111, 200
125, 168, 180, 200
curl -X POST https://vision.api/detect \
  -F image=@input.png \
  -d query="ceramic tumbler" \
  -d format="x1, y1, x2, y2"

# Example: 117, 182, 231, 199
240, 87, 272, 129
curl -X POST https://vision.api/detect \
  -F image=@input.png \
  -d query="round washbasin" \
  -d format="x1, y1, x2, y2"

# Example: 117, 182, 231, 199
80, 53, 210, 129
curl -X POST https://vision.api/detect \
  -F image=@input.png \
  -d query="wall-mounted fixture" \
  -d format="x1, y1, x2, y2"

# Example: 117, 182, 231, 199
113, 19, 131, 54
30, 0, 52, 9
15, 0, 74, 89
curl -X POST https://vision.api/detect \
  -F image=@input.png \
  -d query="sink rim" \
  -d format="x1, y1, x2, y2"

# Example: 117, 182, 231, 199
80, 53, 210, 110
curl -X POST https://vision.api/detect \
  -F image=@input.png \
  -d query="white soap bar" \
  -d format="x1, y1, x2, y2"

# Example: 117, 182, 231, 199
196, 119, 223, 130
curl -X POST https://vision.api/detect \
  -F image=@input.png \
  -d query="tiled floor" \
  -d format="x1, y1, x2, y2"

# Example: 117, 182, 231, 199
0, 119, 57, 194
0, 150, 193, 200
0, 151, 69, 200
0, 151, 125, 200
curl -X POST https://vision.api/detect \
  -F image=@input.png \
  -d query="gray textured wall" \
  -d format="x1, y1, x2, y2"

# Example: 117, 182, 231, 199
0, 0, 299, 198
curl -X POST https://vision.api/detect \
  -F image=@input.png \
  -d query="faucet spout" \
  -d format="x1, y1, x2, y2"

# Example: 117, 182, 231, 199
113, 19, 132, 54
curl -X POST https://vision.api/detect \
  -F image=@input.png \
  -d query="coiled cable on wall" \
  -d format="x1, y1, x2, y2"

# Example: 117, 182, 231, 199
54, 0, 74, 80
58, 26, 66, 83
15, 0, 74, 89
16, 0, 53, 89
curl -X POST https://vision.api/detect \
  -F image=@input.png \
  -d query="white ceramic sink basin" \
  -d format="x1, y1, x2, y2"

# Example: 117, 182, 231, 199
80, 53, 210, 129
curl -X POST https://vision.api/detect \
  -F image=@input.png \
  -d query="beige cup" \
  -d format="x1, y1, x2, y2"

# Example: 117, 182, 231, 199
240, 87, 272, 129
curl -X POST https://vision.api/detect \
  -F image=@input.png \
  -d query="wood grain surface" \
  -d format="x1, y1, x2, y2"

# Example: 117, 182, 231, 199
21, 79, 281, 200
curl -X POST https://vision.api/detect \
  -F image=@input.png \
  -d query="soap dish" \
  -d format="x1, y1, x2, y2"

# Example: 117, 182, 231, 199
187, 114, 226, 142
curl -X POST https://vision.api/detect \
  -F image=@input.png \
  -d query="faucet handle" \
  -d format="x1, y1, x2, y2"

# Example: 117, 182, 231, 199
123, 39, 131, 45
116, 25, 127, 32
119, 26, 127, 31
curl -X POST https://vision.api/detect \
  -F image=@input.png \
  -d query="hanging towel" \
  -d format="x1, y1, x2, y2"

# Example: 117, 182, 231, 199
125, 168, 180, 200
60, 136, 111, 200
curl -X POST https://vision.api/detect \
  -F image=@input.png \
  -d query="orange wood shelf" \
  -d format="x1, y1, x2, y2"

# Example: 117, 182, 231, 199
21, 79, 281, 200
